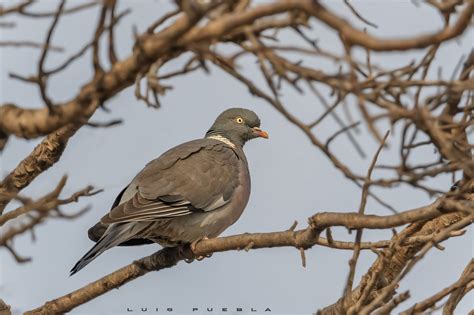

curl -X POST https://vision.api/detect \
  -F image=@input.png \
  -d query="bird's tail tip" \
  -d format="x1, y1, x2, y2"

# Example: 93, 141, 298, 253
69, 240, 106, 276
69, 255, 92, 276
69, 223, 132, 276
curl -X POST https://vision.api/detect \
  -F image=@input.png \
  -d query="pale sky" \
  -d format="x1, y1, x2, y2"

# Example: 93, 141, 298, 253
0, 1, 472, 314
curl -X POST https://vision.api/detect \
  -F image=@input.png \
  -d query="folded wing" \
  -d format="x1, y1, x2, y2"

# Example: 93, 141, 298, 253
101, 139, 241, 224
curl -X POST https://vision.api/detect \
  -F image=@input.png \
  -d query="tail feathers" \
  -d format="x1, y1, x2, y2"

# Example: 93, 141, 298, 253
88, 221, 107, 243
88, 221, 154, 246
70, 223, 133, 276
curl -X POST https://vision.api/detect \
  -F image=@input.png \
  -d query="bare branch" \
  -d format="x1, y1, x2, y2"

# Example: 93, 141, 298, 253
0, 41, 63, 51
343, 0, 378, 29
37, 0, 66, 111
405, 259, 473, 314
344, 131, 390, 313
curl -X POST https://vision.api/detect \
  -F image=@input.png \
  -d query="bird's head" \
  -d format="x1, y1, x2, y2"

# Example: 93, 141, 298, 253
206, 108, 268, 147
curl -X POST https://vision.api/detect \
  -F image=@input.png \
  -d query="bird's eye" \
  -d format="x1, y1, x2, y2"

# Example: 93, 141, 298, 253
235, 117, 244, 124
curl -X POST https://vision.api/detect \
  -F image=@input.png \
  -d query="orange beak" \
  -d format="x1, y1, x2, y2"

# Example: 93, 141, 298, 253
252, 127, 269, 139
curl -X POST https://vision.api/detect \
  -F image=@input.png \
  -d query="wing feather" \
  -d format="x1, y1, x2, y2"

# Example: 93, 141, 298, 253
101, 139, 243, 224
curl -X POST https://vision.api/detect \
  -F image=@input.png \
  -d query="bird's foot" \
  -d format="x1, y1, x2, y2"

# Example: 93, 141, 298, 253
190, 237, 212, 261
195, 253, 213, 261
177, 244, 195, 263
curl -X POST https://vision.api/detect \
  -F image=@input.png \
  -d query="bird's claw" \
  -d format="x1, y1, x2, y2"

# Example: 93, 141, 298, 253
190, 237, 210, 261
177, 244, 195, 262
195, 253, 213, 261
190, 236, 209, 252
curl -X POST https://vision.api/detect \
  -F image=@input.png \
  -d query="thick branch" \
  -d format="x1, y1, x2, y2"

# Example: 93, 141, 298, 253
309, 198, 459, 230
26, 226, 320, 314
0, 299, 11, 315
25, 198, 471, 315
25, 247, 184, 315
0, 124, 80, 213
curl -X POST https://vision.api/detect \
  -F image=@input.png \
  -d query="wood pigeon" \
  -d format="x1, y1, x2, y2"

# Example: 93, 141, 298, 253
70, 108, 268, 275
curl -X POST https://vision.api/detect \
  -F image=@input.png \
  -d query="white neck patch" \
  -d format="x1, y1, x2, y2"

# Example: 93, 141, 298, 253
207, 135, 236, 149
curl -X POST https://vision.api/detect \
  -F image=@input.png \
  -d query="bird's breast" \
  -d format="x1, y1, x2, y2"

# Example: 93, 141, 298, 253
198, 158, 250, 235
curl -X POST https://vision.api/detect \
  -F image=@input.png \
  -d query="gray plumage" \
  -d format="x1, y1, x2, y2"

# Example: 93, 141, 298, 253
70, 108, 268, 275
